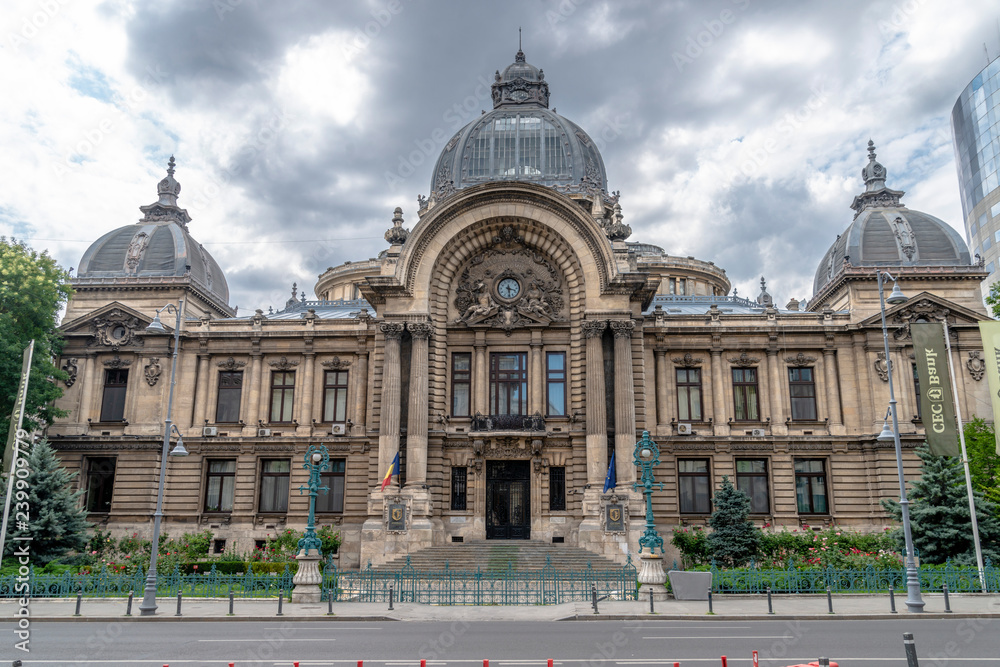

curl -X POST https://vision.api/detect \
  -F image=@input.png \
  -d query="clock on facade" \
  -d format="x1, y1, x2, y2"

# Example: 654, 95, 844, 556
497, 277, 520, 299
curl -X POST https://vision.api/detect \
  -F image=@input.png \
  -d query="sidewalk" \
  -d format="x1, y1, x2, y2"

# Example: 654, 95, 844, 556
3, 593, 999, 622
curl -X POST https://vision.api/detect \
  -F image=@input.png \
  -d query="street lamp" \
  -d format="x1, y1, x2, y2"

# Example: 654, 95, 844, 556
138, 299, 188, 616
292, 444, 330, 603
876, 270, 925, 613
632, 431, 666, 597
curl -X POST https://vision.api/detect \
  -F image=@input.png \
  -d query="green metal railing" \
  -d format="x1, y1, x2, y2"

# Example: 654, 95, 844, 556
0, 556, 639, 605
708, 559, 999, 594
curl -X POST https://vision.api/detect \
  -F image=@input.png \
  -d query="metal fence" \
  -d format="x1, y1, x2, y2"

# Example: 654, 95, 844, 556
708, 560, 1000, 594
0, 556, 639, 605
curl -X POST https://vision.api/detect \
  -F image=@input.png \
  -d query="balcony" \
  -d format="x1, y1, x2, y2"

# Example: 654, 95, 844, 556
470, 412, 545, 432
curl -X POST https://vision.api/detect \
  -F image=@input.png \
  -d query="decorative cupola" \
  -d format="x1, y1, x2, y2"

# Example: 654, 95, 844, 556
756, 276, 773, 307
849, 140, 904, 219
138, 156, 192, 229
384, 207, 410, 245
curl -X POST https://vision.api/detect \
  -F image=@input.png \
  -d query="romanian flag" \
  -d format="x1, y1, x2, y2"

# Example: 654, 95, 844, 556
380, 452, 400, 491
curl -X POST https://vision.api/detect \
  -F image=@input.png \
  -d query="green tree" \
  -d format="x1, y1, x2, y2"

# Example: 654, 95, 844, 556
963, 417, 1000, 507
707, 475, 761, 567
3, 440, 91, 565
882, 444, 1000, 565
0, 238, 73, 451
986, 282, 1000, 318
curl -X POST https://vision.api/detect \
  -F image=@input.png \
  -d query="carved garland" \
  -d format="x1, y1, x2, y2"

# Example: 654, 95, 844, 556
268, 357, 299, 371
784, 352, 816, 367
89, 309, 144, 351
728, 351, 760, 367
321, 356, 352, 370
103, 355, 132, 369
217, 357, 247, 371
672, 353, 703, 367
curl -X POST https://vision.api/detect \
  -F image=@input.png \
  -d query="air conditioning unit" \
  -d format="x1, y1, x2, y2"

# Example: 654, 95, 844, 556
202, 426, 218, 437
257, 428, 272, 437
677, 423, 693, 435
331, 423, 347, 436
751, 428, 766, 437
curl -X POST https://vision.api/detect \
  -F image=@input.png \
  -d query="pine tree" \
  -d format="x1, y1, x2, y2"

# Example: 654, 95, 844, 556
2, 439, 91, 565
882, 444, 1000, 565
707, 475, 760, 567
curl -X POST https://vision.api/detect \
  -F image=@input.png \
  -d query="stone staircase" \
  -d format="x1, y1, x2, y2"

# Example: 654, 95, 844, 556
376, 541, 625, 572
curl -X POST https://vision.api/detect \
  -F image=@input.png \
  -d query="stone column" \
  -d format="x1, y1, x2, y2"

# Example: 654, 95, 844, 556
654, 350, 669, 427
474, 332, 488, 416
257, 359, 271, 425
767, 350, 785, 425
611, 320, 636, 487
823, 348, 844, 430
79, 354, 96, 424
529, 330, 543, 416
711, 350, 726, 434
300, 352, 315, 427
246, 353, 262, 428
583, 321, 608, 486
193, 354, 211, 426
353, 342, 369, 436
378, 322, 404, 482
405, 322, 431, 487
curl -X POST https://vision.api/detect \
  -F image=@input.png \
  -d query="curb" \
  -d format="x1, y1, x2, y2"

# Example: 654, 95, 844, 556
559, 613, 1000, 621
1, 615, 399, 623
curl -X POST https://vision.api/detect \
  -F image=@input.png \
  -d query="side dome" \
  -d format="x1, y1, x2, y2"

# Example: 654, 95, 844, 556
77, 157, 230, 304
429, 48, 608, 200
813, 141, 972, 295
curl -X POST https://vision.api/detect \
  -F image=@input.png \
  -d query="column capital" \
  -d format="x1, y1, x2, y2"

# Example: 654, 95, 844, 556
380, 322, 405, 340
610, 319, 635, 339
407, 322, 432, 340
582, 320, 607, 338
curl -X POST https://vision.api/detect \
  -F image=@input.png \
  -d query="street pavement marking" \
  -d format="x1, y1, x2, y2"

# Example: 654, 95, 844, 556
642, 635, 793, 639
197, 637, 337, 642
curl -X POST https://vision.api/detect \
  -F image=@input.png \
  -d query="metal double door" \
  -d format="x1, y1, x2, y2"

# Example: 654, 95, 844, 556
486, 460, 530, 539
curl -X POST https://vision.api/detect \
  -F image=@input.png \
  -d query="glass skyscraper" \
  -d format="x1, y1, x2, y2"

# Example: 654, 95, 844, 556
952, 55, 1000, 295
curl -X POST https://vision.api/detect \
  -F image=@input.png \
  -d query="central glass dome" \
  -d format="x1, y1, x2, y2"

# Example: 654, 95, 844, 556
429, 49, 608, 199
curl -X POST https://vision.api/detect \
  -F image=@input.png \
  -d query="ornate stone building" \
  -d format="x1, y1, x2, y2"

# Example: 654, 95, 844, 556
48, 50, 991, 567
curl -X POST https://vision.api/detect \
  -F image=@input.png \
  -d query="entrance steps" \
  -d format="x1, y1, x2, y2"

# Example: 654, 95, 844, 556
376, 541, 624, 572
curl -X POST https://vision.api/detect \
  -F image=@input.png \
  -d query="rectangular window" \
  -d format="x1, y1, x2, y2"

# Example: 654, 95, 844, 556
794, 459, 829, 514
322, 370, 349, 423
992, 201, 1000, 218
678, 459, 711, 513
678, 278, 686, 295
490, 352, 528, 415
258, 459, 290, 513
316, 459, 346, 513
546, 352, 566, 416
100, 369, 128, 422
451, 353, 471, 417
788, 367, 817, 420
735, 459, 770, 514
913, 364, 922, 419
204, 459, 236, 512
676, 368, 703, 421
269, 371, 295, 423
985, 236, 994, 251
732, 367, 759, 421
450, 466, 467, 511
549, 466, 566, 511
668, 278, 676, 294
84, 457, 116, 513
215, 371, 243, 423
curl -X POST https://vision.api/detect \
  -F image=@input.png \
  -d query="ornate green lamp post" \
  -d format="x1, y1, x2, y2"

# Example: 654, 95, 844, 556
292, 444, 329, 603
632, 430, 667, 598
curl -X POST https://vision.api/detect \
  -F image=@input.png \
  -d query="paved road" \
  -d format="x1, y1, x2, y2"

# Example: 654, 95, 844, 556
2, 618, 997, 666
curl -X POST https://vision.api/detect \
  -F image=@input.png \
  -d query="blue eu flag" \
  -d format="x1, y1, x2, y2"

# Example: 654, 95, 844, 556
603, 453, 616, 493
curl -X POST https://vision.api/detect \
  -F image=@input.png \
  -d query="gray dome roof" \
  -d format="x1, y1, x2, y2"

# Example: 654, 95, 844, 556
813, 142, 971, 295
429, 49, 608, 200
77, 158, 229, 304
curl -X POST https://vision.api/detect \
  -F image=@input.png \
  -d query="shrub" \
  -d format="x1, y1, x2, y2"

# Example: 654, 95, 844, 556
707, 476, 760, 567
318, 526, 341, 555
670, 526, 709, 568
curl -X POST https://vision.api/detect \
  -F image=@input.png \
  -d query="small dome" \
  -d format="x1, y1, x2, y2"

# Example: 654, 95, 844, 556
77, 158, 230, 305
429, 49, 608, 200
813, 142, 971, 295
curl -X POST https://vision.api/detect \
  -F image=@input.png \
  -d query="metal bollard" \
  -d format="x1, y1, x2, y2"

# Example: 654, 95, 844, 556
126, 590, 133, 616
943, 583, 952, 613
903, 632, 920, 667
277, 589, 284, 616
327, 587, 333, 615
74, 592, 82, 616
175, 592, 182, 617
228, 589, 234, 615
889, 587, 897, 613
389, 584, 394, 610
818, 658, 830, 667
592, 583, 599, 614
826, 586, 833, 614
649, 588, 654, 614
766, 587, 774, 615
13, 660, 23, 667
708, 591, 713, 614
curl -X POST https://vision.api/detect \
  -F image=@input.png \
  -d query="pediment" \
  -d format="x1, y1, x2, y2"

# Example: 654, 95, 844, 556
859, 292, 985, 341
61, 302, 152, 351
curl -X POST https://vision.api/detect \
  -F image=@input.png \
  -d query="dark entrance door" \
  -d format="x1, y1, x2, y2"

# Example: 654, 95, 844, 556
486, 460, 530, 539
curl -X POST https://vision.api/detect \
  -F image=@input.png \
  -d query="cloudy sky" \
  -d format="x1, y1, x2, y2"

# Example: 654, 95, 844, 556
2, 0, 998, 313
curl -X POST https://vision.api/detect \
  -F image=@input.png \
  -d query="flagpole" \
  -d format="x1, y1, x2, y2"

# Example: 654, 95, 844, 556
942, 320, 986, 591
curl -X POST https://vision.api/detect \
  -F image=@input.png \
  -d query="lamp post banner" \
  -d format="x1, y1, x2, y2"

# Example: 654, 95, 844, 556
911, 323, 959, 456
977, 320, 1000, 455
